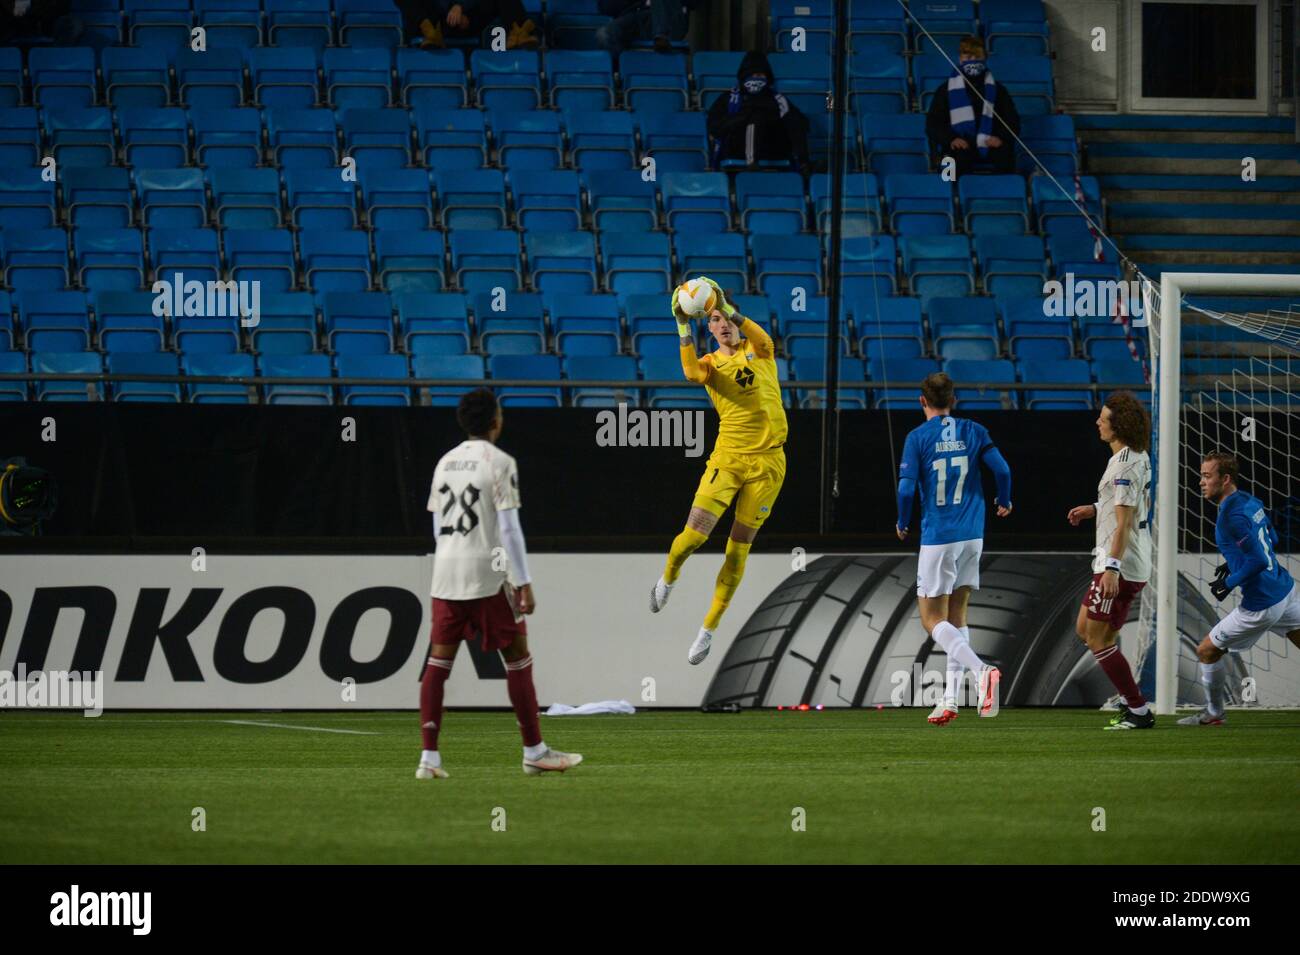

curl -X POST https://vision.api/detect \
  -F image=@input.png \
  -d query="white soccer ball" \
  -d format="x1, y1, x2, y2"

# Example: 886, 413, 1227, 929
675, 279, 717, 318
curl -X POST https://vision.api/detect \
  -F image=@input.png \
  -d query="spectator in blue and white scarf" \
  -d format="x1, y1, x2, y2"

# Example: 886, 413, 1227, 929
925, 35, 1020, 178
706, 49, 811, 173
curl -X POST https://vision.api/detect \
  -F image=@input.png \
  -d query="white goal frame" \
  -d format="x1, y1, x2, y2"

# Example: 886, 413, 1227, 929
1153, 271, 1300, 714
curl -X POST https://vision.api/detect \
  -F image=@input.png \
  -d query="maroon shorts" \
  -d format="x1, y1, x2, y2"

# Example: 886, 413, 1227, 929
1081, 572, 1146, 630
431, 588, 526, 652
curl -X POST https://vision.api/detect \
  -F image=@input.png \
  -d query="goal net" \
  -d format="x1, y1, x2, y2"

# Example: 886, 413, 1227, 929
1139, 271, 1300, 712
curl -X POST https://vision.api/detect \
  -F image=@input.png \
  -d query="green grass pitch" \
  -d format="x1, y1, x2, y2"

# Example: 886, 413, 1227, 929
1, 709, 1297, 864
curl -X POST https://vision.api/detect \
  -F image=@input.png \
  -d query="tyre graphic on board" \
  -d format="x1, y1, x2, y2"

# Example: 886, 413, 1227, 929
702, 554, 1238, 709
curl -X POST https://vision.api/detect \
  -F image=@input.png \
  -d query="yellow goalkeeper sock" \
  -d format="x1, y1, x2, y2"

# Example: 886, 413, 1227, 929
703, 537, 751, 630
664, 526, 708, 584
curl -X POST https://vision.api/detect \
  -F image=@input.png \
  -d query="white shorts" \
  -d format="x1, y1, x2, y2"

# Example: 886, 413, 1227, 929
916, 539, 983, 598
1210, 584, 1300, 653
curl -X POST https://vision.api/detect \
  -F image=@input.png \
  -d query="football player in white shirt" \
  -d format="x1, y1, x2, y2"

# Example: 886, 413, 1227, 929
1066, 391, 1155, 730
417, 388, 582, 779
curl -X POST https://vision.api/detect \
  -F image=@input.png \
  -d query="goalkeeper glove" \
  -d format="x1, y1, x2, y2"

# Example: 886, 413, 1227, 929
1210, 562, 1231, 602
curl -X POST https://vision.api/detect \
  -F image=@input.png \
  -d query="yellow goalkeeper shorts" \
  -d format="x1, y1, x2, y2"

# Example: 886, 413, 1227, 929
691, 447, 786, 528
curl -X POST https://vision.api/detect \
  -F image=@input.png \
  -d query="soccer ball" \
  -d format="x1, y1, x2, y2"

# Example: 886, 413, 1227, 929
675, 279, 718, 318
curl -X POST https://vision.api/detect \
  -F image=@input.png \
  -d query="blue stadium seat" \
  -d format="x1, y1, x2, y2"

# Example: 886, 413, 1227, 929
859, 114, 928, 175
175, 315, 242, 354
527, 229, 597, 295
848, 51, 908, 114
97, 290, 166, 352
336, 354, 411, 406
488, 353, 563, 407
944, 358, 1018, 408
19, 291, 91, 352
46, 107, 116, 169
208, 168, 283, 229
117, 106, 190, 168
0, 108, 43, 167
412, 353, 485, 405
266, 107, 338, 169
1020, 357, 1093, 409
1019, 114, 1076, 176
226, 229, 297, 293
375, 230, 445, 294
849, 0, 908, 55
324, 48, 393, 110
399, 293, 471, 356
0, 47, 23, 109
360, 167, 434, 231
1032, 174, 1102, 231
435, 167, 506, 230
31, 48, 98, 109
735, 171, 807, 234
564, 111, 636, 170
109, 352, 181, 402
795, 356, 869, 409
341, 108, 414, 169
301, 230, 371, 296
839, 234, 898, 297
583, 170, 656, 231
563, 355, 639, 407
477, 291, 546, 355
752, 234, 822, 299
192, 108, 263, 167
398, 48, 468, 111
674, 232, 747, 293
884, 174, 955, 235
546, 0, 610, 50
247, 46, 321, 109
450, 230, 522, 293
662, 172, 730, 233
959, 175, 1030, 235
323, 291, 394, 355
1011, 335, 1073, 361
335, 0, 403, 49
900, 235, 974, 309
0, 168, 55, 231
134, 168, 208, 230
619, 51, 688, 113
547, 50, 614, 112
63, 167, 134, 229
471, 50, 542, 111
284, 168, 358, 230
491, 109, 564, 170
253, 292, 317, 354
547, 292, 621, 356
771, 1, 831, 55
983, 0, 1051, 55
260, 353, 334, 405
194, 0, 262, 50
32, 351, 105, 402
183, 352, 255, 403
264, 0, 332, 50
987, 55, 1055, 115
600, 232, 670, 298
4, 229, 70, 291
418, 109, 487, 170
692, 51, 744, 110
74, 227, 146, 294
508, 169, 581, 232
911, 0, 977, 47
636, 111, 709, 173
640, 354, 702, 408
126, 0, 195, 53
103, 47, 171, 108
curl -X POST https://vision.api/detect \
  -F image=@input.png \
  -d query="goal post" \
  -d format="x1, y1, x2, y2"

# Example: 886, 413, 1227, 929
1150, 271, 1300, 715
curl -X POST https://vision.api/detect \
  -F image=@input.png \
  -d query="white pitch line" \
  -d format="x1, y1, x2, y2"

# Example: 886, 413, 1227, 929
219, 720, 379, 736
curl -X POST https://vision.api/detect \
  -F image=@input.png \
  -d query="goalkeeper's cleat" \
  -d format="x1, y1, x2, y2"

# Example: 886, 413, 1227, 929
687, 627, 713, 665
1103, 706, 1156, 730
649, 576, 673, 613
976, 665, 1001, 717
1177, 709, 1226, 726
523, 748, 583, 775
927, 702, 958, 726
416, 762, 449, 780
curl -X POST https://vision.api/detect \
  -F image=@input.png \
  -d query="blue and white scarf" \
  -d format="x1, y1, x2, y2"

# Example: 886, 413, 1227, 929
947, 64, 997, 157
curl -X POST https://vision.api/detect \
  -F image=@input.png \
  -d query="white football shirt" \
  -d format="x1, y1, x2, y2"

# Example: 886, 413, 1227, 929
1093, 446, 1152, 583
428, 440, 522, 600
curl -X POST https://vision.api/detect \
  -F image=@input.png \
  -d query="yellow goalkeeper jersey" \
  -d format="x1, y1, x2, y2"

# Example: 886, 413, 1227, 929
680, 319, 788, 455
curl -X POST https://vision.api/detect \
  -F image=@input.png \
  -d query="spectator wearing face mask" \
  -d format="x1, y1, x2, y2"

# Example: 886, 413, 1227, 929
707, 49, 811, 174
925, 35, 1020, 178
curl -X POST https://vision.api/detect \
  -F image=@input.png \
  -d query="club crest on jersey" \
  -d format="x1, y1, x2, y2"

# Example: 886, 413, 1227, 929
734, 367, 755, 388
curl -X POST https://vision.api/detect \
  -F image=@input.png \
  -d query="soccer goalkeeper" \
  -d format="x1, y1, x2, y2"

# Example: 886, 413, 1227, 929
649, 277, 788, 665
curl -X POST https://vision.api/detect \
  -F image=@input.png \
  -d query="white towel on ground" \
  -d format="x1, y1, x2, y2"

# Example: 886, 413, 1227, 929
544, 700, 636, 716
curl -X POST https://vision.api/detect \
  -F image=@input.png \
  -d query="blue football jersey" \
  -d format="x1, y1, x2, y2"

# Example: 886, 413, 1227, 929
899, 416, 1001, 546
1216, 490, 1294, 612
